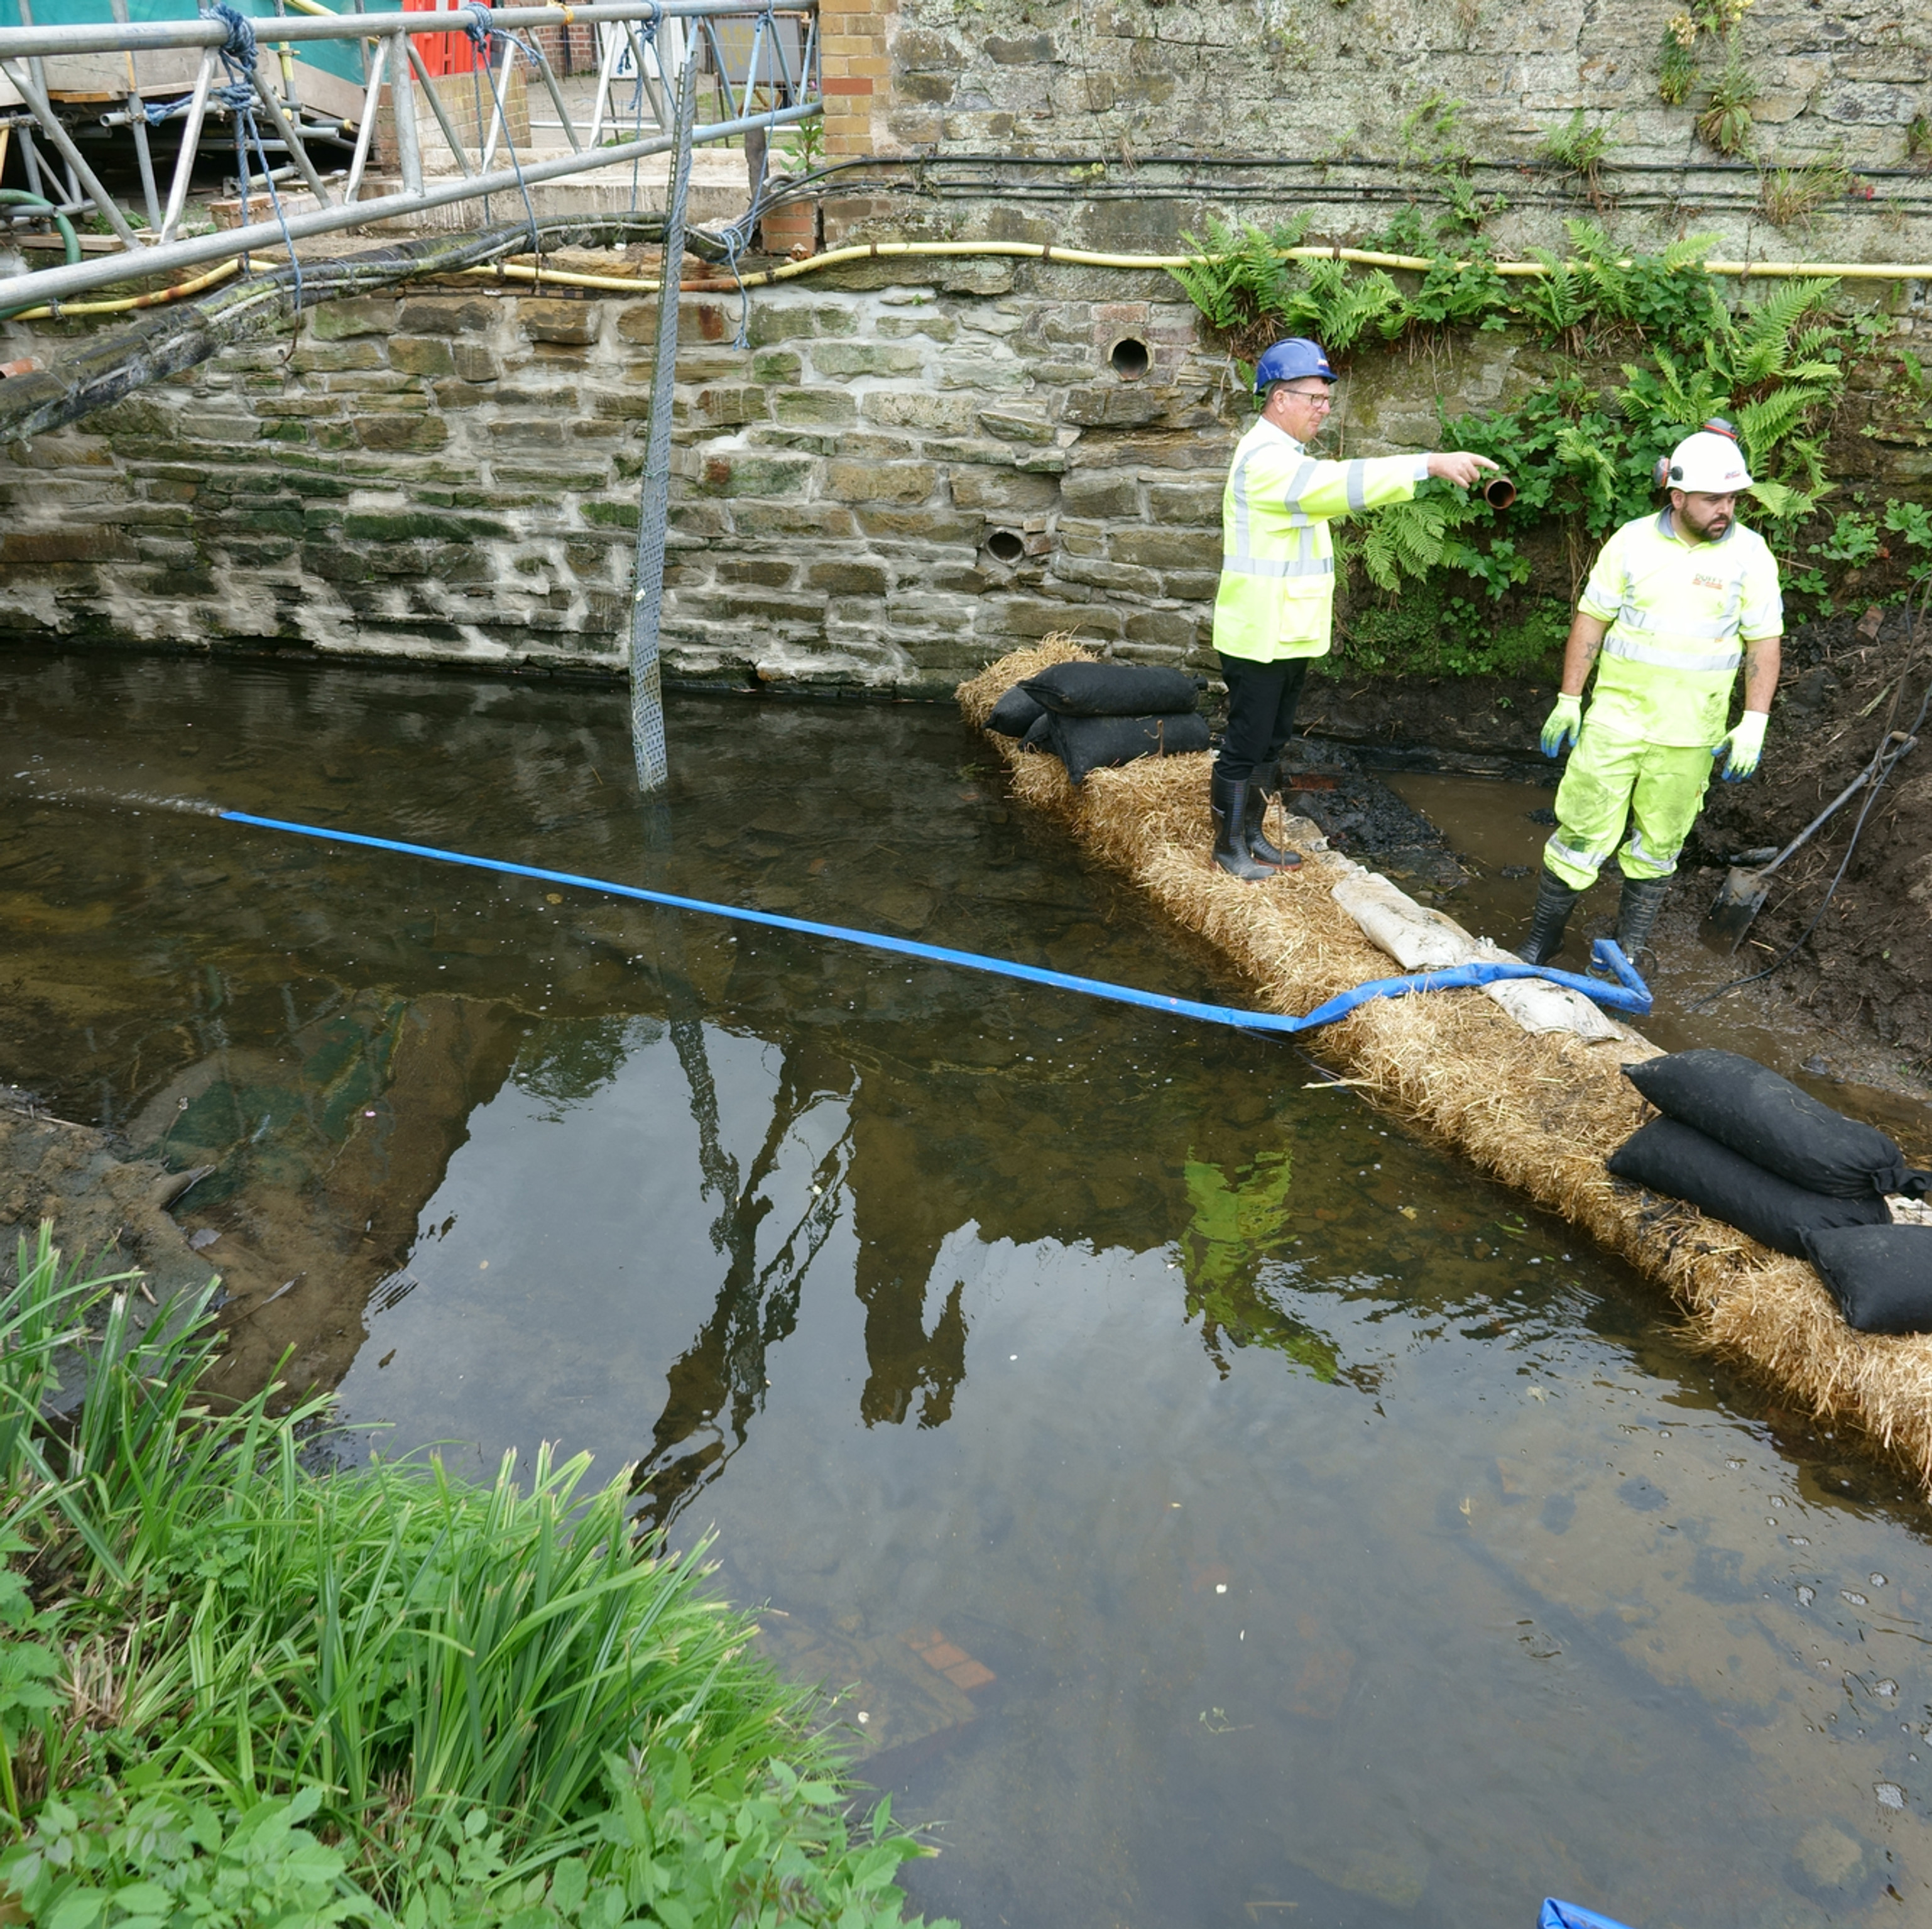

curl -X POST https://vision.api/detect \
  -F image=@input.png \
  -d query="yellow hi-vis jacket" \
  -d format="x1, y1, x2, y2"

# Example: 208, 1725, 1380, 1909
1576, 508, 1783, 748
1211, 417, 1429, 663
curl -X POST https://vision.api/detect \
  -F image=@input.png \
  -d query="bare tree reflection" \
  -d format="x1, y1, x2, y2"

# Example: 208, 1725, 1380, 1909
627, 907, 858, 1531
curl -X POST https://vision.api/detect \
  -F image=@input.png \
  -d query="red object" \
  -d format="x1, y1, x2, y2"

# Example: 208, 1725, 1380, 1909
405, 0, 482, 78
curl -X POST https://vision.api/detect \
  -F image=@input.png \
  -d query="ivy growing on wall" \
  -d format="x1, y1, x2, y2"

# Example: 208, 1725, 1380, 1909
1169, 217, 1930, 676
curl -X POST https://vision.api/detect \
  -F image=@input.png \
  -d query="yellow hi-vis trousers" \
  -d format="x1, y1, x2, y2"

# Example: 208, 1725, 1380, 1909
1544, 721, 1715, 891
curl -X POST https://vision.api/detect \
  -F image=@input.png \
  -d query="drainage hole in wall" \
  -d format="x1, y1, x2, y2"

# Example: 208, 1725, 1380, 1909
1109, 337, 1151, 379
984, 529, 1028, 565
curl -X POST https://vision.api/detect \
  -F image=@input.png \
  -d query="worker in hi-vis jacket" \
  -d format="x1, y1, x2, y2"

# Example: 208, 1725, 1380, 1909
1210, 337, 1499, 880
1518, 420, 1782, 967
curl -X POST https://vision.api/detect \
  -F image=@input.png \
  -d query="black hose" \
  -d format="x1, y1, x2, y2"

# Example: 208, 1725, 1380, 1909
0, 210, 725, 444
1689, 573, 1932, 1013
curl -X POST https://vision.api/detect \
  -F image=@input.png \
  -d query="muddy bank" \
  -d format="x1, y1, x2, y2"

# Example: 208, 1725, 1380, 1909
1693, 604, 1932, 1070
0, 1079, 388, 1406
1292, 664, 1560, 780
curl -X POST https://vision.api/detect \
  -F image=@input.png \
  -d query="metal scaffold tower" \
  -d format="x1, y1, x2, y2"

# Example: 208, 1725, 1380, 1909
0, 0, 817, 312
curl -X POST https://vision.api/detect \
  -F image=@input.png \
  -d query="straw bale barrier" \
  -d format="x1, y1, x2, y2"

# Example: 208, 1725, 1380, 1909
959, 640, 1932, 1492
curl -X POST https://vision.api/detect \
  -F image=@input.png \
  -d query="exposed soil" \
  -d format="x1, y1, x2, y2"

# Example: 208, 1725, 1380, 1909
1692, 601, 1932, 1071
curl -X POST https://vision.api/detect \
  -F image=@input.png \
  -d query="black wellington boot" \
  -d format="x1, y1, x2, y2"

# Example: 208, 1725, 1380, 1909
1211, 772, 1272, 882
1516, 866, 1583, 966
1244, 779, 1302, 870
1615, 875, 1671, 961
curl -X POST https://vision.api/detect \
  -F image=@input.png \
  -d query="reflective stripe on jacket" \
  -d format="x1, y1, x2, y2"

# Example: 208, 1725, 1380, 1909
1211, 418, 1428, 664
1577, 508, 1782, 748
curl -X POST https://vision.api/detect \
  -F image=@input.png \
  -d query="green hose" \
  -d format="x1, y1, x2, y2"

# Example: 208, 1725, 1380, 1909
1, 190, 83, 324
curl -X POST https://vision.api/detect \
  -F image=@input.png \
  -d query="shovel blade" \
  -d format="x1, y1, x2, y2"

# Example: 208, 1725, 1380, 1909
1700, 866, 1769, 954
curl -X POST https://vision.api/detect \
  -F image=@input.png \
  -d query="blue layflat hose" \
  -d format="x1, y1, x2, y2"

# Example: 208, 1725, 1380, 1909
221, 811, 1652, 1031
1540, 1901, 1637, 1929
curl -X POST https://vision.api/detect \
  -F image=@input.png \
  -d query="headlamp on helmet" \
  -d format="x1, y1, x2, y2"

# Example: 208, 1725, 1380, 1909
1654, 417, 1752, 493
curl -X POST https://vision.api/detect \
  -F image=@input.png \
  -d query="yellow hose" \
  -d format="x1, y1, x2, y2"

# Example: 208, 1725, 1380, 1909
457, 238, 1932, 297
5, 257, 244, 321
16, 234, 1925, 325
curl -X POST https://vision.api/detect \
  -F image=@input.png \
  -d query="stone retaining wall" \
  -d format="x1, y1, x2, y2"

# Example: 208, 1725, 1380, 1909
826, 0, 1932, 260
2, 260, 1927, 694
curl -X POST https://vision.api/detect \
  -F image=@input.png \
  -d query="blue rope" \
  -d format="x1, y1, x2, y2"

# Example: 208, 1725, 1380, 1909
141, 7, 307, 317
628, 3, 660, 214
218, 809, 1655, 1030
711, 10, 784, 348
458, 0, 541, 261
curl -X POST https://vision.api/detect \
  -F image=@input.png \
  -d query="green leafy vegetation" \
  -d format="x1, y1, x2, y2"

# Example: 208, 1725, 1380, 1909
1657, 20, 1698, 107
777, 117, 825, 172
1167, 217, 1920, 677
1329, 577, 1570, 679
1886, 499, 1932, 559
0, 1227, 944, 1929
1695, 41, 1759, 158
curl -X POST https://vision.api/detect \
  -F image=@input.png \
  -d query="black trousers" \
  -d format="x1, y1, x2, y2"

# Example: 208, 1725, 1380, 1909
1216, 652, 1311, 783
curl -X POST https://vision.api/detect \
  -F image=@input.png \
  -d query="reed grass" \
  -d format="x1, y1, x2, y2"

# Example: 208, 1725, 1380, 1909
0, 1226, 944, 1929
961, 642, 1932, 1495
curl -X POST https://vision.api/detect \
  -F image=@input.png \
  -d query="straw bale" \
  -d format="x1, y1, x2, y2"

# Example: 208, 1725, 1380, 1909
957, 642, 1932, 1493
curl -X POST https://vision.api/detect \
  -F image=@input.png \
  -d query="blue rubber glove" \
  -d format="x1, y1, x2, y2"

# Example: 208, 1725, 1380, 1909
1539, 694, 1583, 759
1714, 709, 1767, 782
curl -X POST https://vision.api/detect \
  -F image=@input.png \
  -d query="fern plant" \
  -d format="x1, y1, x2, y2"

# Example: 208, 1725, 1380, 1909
1517, 248, 1591, 344
1278, 256, 1406, 352
1169, 216, 1313, 341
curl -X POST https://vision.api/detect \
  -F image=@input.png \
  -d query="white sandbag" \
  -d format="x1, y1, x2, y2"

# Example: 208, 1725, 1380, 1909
1329, 872, 1629, 1044
1330, 873, 1474, 971
1480, 973, 1626, 1043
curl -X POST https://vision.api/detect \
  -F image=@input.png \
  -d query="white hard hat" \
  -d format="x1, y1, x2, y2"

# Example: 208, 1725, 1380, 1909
1657, 422, 1753, 495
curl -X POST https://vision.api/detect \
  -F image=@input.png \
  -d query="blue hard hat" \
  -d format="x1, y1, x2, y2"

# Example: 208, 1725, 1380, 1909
1253, 337, 1336, 393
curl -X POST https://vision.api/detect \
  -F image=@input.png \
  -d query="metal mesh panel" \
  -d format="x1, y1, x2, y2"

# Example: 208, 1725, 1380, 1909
626, 50, 698, 794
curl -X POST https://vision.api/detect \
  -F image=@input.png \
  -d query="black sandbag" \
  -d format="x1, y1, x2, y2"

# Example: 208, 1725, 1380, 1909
1606, 1115, 1890, 1259
1803, 1224, 1932, 1334
988, 685, 1046, 736
1623, 1048, 1928, 1199
1047, 711, 1210, 785
1021, 661, 1203, 718
1020, 710, 1054, 750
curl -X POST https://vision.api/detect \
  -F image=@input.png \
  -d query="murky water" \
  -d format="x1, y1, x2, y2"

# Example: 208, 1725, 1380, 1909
5, 647, 1932, 1928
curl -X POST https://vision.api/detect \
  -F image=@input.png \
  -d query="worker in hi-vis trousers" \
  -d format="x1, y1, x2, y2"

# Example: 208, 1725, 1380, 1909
1211, 338, 1498, 880
1518, 420, 1783, 966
